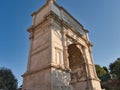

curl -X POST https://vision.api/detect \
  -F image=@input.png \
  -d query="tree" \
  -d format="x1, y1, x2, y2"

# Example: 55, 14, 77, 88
0, 67, 18, 90
103, 66, 109, 74
109, 58, 120, 80
95, 64, 107, 81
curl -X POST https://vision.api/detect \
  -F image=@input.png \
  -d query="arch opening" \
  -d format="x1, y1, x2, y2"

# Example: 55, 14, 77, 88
67, 44, 86, 84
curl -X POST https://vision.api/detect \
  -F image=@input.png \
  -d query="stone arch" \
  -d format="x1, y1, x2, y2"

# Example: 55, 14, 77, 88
68, 44, 84, 70
67, 44, 86, 84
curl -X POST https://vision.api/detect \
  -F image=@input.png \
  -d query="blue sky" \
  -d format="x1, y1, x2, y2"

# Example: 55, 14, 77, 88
0, 0, 120, 87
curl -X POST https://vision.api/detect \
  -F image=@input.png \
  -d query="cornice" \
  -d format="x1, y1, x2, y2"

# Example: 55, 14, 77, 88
86, 41, 93, 47
44, 11, 59, 20
22, 65, 51, 77
22, 63, 70, 77
27, 25, 34, 33
28, 11, 92, 47
28, 11, 61, 33
84, 29, 89, 33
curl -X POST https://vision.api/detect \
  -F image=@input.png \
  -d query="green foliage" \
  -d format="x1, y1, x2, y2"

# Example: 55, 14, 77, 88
0, 67, 18, 90
109, 58, 120, 80
103, 66, 109, 73
95, 64, 107, 81
95, 65, 111, 81
101, 73, 111, 81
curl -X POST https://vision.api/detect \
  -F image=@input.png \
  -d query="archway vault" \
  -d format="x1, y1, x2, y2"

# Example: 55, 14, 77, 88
68, 44, 84, 70
67, 43, 88, 88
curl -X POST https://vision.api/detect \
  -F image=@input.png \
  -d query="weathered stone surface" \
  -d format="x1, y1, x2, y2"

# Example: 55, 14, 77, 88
22, 0, 102, 90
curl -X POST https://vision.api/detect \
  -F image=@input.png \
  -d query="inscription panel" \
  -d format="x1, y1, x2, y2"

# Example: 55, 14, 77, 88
62, 11, 85, 35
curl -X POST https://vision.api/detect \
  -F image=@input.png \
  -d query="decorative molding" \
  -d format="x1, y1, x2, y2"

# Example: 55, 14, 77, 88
22, 64, 51, 77
22, 63, 70, 77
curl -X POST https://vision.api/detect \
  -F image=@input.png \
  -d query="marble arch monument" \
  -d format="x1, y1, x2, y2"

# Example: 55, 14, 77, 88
22, 0, 102, 90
